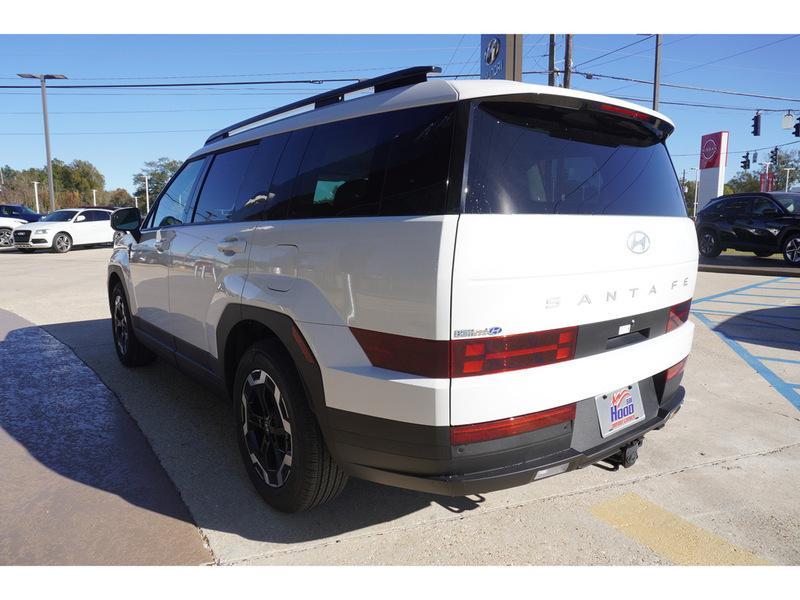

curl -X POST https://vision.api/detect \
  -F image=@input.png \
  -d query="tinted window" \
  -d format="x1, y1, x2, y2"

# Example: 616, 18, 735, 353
231, 133, 291, 222
0, 206, 13, 216
42, 210, 78, 222
84, 210, 110, 221
262, 129, 313, 221
289, 114, 384, 219
752, 198, 778, 216
771, 193, 799, 215
193, 144, 258, 223
378, 104, 454, 216
722, 199, 749, 215
464, 102, 686, 217
149, 159, 205, 228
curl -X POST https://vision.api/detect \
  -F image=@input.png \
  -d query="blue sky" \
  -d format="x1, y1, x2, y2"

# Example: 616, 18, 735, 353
1, 34, 799, 192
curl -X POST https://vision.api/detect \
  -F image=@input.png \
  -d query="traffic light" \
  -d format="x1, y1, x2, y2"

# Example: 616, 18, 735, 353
770, 147, 779, 164
794, 117, 800, 138
752, 112, 762, 136
741, 152, 750, 170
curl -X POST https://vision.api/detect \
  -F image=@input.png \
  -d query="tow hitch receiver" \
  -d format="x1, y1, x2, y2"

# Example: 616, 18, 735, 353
604, 438, 644, 470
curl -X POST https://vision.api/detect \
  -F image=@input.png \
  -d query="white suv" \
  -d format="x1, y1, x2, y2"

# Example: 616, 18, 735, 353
108, 67, 697, 512
13, 207, 117, 253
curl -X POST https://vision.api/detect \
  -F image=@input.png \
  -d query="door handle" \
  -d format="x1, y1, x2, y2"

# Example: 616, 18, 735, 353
217, 236, 246, 256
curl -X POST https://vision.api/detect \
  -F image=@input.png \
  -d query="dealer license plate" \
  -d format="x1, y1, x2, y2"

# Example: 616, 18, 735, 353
594, 383, 645, 438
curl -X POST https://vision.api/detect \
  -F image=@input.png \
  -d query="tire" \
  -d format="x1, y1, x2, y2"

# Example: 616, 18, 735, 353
110, 283, 156, 367
782, 233, 800, 266
0, 228, 12, 248
698, 229, 721, 258
753, 250, 773, 258
52, 232, 72, 253
233, 340, 347, 512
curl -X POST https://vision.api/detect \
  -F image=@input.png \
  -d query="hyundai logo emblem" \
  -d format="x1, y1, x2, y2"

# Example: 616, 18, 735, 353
484, 38, 501, 66
627, 231, 650, 254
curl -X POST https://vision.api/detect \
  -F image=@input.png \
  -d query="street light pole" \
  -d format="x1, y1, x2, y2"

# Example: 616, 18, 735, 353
689, 167, 699, 217
92, 189, 97, 207
33, 181, 40, 214
17, 73, 67, 214
784, 168, 795, 192
144, 175, 150, 213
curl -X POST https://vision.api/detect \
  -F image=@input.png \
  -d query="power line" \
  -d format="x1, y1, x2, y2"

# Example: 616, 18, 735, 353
442, 35, 466, 76
670, 140, 800, 157
610, 95, 799, 113
573, 35, 654, 69
577, 35, 696, 70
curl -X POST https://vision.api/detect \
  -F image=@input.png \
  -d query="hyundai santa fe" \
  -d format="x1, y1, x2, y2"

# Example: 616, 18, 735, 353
107, 66, 697, 512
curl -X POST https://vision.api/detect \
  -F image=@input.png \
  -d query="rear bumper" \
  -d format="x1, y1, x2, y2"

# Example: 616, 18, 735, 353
331, 375, 686, 496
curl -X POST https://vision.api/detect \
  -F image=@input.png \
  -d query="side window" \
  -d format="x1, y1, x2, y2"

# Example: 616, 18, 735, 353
84, 210, 110, 221
753, 198, 777, 216
288, 114, 384, 219
261, 129, 313, 221
148, 159, 205, 229
192, 144, 258, 224
379, 104, 455, 216
723, 199, 750, 216
231, 133, 291, 222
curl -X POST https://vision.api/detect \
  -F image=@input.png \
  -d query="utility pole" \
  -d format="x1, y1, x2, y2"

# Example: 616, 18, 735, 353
144, 175, 150, 213
563, 34, 573, 88
33, 181, 40, 214
17, 73, 67, 213
652, 34, 662, 110
690, 167, 699, 217
92, 189, 97, 207
548, 35, 556, 86
784, 168, 795, 191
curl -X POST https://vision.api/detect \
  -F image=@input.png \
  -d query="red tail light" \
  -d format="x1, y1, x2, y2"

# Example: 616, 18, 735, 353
667, 299, 692, 332
451, 327, 578, 378
351, 326, 578, 379
451, 403, 576, 445
599, 103, 653, 121
666, 356, 688, 381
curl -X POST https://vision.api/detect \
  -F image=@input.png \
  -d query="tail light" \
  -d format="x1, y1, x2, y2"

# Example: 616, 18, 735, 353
351, 325, 578, 379
667, 299, 691, 332
599, 103, 653, 122
451, 403, 576, 445
450, 327, 577, 378
666, 356, 688, 381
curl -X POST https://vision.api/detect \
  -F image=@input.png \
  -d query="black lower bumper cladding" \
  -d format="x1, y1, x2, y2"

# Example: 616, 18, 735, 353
331, 377, 685, 497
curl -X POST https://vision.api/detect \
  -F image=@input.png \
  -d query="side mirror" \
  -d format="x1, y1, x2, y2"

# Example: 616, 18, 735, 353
111, 207, 142, 242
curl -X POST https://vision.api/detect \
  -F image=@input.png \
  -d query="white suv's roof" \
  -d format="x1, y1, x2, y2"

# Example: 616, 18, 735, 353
195, 77, 673, 158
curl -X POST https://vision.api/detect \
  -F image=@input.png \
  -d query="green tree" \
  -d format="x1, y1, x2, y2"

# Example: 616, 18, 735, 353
133, 157, 182, 202
105, 188, 133, 207
724, 171, 760, 195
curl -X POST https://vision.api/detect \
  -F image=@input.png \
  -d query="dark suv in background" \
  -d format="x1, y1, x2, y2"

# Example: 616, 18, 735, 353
0, 204, 42, 222
696, 192, 800, 266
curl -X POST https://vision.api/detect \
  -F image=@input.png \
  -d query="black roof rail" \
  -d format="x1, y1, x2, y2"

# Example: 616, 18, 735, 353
204, 65, 442, 146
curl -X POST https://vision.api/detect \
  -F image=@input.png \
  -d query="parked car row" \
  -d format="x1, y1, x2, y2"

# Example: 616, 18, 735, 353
695, 192, 800, 265
0, 205, 122, 253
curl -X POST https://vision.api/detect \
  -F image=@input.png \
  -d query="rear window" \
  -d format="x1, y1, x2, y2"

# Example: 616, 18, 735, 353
464, 101, 686, 217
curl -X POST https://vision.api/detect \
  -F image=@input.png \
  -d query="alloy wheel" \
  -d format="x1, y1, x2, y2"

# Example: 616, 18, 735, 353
0, 229, 12, 247
785, 237, 800, 263
240, 369, 293, 488
113, 294, 129, 356
55, 234, 71, 252
700, 232, 716, 255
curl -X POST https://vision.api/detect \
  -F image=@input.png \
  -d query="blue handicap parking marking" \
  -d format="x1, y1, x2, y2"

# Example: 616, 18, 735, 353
693, 276, 800, 411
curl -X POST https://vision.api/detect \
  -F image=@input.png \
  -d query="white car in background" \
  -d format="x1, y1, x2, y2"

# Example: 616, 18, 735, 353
12, 207, 119, 253
0, 216, 28, 248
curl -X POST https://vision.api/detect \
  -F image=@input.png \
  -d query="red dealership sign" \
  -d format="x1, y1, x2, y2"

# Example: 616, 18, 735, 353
699, 132, 727, 169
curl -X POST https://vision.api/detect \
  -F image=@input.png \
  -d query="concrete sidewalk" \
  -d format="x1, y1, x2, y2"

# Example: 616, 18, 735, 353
0, 308, 211, 565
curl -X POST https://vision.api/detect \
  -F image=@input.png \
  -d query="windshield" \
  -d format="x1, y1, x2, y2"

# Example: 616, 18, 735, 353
771, 193, 799, 214
41, 210, 78, 222
464, 101, 686, 217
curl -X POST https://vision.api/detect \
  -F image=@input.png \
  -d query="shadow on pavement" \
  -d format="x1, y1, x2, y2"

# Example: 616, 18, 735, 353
713, 306, 800, 353
4, 315, 487, 548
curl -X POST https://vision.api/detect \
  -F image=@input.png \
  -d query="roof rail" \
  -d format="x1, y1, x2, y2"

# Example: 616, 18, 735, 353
204, 65, 442, 146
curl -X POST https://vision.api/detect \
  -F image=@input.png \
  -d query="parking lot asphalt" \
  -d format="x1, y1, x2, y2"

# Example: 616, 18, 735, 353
0, 246, 798, 565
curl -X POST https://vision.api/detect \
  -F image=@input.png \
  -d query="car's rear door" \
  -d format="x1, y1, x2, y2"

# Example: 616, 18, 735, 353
725, 198, 753, 248
167, 142, 270, 369
750, 196, 783, 251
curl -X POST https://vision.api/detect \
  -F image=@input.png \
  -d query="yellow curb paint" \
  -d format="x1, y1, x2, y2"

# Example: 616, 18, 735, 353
590, 492, 769, 565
